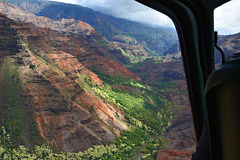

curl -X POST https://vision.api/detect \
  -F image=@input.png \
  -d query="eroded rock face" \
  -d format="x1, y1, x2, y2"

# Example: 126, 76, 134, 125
0, 2, 96, 35
0, 14, 19, 56
18, 46, 127, 153
152, 61, 196, 159
0, 1, 140, 81
0, 5, 141, 152
0, 2, 144, 79
129, 57, 196, 159
219, 33, 240, 54
0, 2, 199, 156
155, 33, 239, 159
156, 106, 196, 160
130, 59, 185, 82
0, 3, 141, 74
0, 13, 129, 153
215, 33, 240, 63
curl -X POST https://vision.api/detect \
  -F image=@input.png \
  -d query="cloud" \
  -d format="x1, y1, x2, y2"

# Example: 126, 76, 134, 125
75, 0, 174, 28
50, 0, 239, 35
120, 10, 174, 27
214, 0, 240, 35
50, 0, 78, 5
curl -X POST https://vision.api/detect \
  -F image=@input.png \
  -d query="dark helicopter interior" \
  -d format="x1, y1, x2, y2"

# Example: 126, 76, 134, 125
136, 0, 240, 159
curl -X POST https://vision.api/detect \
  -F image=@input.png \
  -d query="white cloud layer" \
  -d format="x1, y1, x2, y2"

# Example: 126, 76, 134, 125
50, 0, 239, 35
50, 0, 78, 5
76, 0, 174, 28
214, 0, 240, 35
50, 0, 174, 27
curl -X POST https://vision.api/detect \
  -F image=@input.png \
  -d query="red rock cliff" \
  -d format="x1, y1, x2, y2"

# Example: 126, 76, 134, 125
0, 12, 129, 153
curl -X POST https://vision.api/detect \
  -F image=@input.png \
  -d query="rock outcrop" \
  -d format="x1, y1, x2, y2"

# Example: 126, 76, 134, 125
130, 59, 185, 82
0, 1, 210, 157
0, 2, 96, 35
216, 33, 240, 62
0, 2, 141, 79
0, 13, 129, 153
156, 106, 196, 160
129, 57, 196, 159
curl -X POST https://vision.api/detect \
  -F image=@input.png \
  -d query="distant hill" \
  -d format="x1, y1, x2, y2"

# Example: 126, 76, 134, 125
1, 1, 239, 159
37, 2, 178, 56
0, 3, 173, 158
216, 32, 240, 63
0, 0, 48, 13
2, 0, 178, 56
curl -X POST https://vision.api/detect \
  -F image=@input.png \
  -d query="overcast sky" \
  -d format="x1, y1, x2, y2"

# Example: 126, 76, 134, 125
50, 0, 239, 35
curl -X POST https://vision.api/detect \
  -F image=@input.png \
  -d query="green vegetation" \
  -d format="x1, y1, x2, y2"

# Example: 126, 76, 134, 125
0, 4, 178, 157
37, 1, 178, 57
95, 37, 110, 50
3, 61, 25, 143
119, 48, 133, 60
87, 69, 173, 132
1, 57, 42, 149
114, 34, 138, 45
64, 67, 172, 158
99, 14, 178, 57
78, 74, 98, 93
0, 126, 168, 159
149, 78, 177, 89
88, 70, 173, 158
28, 44, 66, 76
0, 63, 173, 159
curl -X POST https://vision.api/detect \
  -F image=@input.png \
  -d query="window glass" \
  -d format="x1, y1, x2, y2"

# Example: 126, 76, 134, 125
0, 0, 196, 159
214, 0, 240, 63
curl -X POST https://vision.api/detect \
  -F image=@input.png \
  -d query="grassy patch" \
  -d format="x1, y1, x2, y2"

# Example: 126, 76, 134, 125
2, 57, 42, 148
91, 71, 173, 133
3, 57, 26, 141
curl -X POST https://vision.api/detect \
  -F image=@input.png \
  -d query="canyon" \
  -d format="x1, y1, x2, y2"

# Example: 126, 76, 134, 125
0, 10, 129, 152
1, 0, 239, 159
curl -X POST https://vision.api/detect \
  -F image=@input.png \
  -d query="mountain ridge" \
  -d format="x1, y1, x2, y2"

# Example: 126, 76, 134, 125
2, 0, 178, 57
0, 1, 152, 65
0, 3, 173, 157
37, 1, 178, 56
2, 0, 239, 159
0, 12, 129, 152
